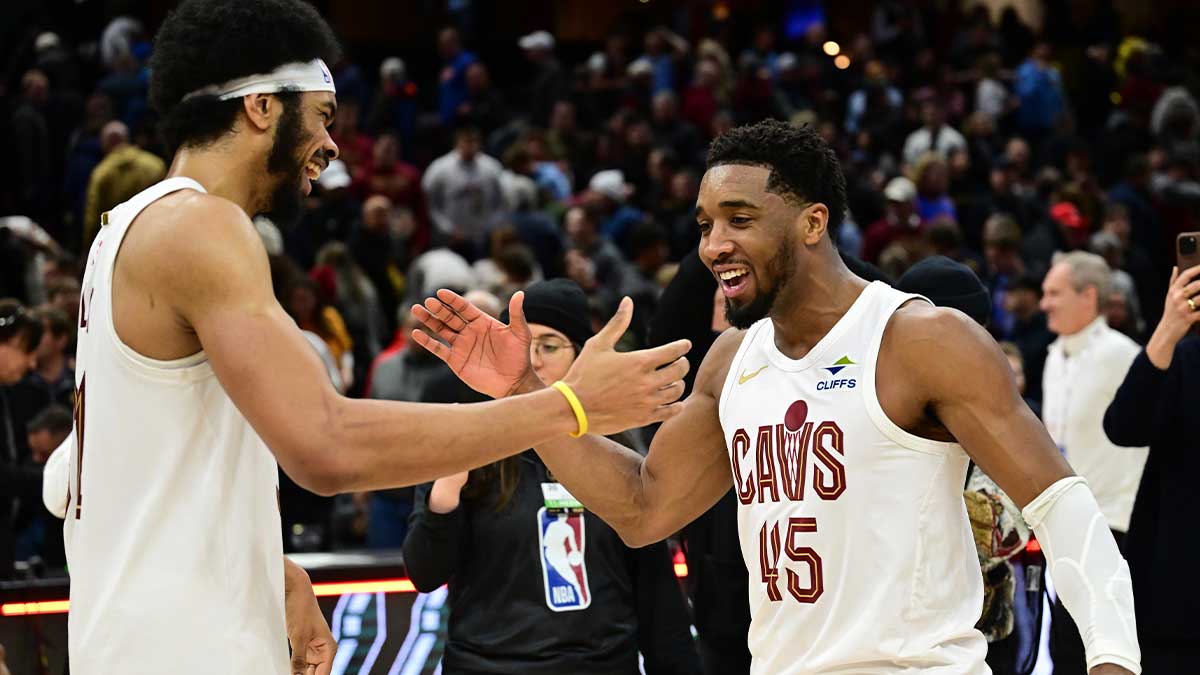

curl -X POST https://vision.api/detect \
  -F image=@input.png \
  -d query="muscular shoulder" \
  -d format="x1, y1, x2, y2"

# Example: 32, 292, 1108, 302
883, 300, 980, 348
881, 301, 1007, 400
125, 190, 259, 263
694, 328, 748, 399
128, 191, 270, 311
147, 190, 257, 245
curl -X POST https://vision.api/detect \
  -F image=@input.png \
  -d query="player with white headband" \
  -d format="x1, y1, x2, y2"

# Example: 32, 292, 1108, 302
59, 1, 690, 674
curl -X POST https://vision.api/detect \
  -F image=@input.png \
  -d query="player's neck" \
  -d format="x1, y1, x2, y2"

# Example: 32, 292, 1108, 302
770, 254, 868, 359
166, 146, 266, 215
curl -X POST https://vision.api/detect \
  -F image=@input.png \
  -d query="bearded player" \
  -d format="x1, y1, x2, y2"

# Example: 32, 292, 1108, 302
63, 1, 690, 673
415, 120, 1139, 674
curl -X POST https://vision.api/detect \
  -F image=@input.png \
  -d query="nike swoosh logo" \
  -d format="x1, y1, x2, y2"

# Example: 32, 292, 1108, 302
739, 365, 768, 385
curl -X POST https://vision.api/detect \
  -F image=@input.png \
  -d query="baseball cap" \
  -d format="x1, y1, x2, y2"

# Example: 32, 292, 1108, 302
518, 31, 555, 51
380, 57, 406, 82
627, 57, 654, 77
884, 176, 917, 203
35, 32, 60, 52
317, 160, 351, 191
588, 170, 627, 202
1050, 202, 1084, 230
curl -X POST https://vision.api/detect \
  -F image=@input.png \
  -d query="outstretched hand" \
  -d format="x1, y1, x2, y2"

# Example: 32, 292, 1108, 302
414, 291, 692, 434
411, 290, 536, 399
559, 296, 693, 434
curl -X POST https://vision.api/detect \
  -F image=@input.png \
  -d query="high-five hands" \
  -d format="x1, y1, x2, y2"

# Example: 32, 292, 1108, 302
412, 290, 536, 399
412, 291, 691, 435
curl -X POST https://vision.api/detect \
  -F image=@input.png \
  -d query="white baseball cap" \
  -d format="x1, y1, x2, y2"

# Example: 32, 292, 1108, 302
380, 57, 406, 82
627, 57, 654, 77
318, 160, 351, 191
884, 176, 917, 203
35, 32, 60, 52
518, 31, 555, 51
589, 170, 627, 202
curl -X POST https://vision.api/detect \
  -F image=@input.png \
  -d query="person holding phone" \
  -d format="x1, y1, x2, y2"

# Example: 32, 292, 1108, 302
402, 279, 701, 675
1102, 252, 1200, 672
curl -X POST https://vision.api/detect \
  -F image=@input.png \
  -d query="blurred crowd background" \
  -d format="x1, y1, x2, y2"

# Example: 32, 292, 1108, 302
3, 0, 1199, 606
8, 1, 1200, 673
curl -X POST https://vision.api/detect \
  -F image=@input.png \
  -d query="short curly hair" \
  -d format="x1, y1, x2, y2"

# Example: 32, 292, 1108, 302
149, 0, 341, 152
706, 119, 847, 231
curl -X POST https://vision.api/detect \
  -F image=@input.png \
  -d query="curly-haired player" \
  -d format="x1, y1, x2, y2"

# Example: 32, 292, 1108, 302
61, 1, 690, 673
416, 119, 1141, 674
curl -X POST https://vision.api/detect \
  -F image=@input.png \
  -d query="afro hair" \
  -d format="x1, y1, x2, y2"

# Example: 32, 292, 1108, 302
149, 0, 341, 152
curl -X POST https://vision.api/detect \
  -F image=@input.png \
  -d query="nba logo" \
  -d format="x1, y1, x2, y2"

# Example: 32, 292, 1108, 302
537, 507, 591, 611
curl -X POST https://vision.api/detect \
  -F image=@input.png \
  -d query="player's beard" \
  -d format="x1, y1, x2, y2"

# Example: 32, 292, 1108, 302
263, 99, 309, 229
725, 232, 796, 330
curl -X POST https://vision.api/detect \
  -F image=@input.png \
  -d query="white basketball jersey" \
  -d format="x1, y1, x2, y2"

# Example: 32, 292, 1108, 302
719, 281, 988, 674
65, 178, 289, 674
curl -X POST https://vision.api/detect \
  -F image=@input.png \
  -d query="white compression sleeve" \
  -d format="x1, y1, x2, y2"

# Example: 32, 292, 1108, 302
1022, 477, 1141, 673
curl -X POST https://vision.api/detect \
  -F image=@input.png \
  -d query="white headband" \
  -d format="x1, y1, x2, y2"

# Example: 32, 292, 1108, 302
182, 58, 335, 101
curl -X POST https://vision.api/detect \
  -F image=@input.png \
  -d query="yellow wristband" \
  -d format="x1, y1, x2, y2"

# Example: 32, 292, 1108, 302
551, 381, 588, 438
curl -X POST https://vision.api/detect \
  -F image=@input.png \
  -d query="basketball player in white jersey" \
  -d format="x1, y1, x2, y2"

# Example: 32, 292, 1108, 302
414, 120, 1141, 674
61, 1, 690, 673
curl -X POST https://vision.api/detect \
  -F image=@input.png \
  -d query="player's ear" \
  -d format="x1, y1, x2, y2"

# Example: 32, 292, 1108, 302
799, 203, 829, 246
241, 94, 274, 133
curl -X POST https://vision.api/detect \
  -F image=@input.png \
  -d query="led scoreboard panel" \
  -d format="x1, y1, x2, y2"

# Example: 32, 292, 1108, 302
0, 552, 450, 675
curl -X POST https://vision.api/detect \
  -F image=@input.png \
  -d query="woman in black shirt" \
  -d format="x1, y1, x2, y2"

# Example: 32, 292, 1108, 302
403, 279, 700, 675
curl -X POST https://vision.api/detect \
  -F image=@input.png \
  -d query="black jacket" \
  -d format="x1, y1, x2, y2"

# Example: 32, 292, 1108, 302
403, 451, 700, 675
1103, 338, 1200, 640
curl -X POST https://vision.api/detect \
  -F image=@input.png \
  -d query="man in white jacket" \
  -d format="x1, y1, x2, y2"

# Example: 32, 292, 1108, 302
1041, 250, 1148, 674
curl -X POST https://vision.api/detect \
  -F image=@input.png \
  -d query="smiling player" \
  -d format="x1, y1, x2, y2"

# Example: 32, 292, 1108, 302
415, 119, 1140, 674
62, 1, 690, 673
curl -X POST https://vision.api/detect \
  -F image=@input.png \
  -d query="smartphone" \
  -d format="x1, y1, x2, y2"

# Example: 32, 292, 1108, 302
1178, 232, 1200, 273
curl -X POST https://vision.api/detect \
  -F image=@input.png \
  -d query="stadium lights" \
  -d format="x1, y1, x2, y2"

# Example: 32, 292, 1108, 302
1, 600, 70, 616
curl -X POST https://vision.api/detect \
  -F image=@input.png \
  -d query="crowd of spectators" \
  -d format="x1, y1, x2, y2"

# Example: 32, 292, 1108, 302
2, 5, 1199, 666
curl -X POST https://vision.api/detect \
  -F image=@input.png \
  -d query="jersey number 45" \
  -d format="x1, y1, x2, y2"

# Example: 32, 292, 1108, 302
759, 517, 823, 603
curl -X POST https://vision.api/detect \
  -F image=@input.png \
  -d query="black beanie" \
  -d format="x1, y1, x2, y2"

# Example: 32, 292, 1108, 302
501, 278, 595, 347
896, 256, 992, 327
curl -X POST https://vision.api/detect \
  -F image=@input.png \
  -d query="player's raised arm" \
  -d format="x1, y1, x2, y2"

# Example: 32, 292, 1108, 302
155, 195, 690, 495
886, 304, 1140, 675
414, 289, 737, 548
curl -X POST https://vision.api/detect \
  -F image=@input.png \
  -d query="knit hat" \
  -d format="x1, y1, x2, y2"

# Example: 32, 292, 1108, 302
501, 279, 594, 347
896, 256, 991, 327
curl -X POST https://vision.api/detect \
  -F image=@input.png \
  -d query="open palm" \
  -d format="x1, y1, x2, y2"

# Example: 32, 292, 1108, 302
411, 289, 535, 399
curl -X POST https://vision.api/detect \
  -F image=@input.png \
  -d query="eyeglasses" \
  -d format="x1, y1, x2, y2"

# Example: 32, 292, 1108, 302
531, 337, 576, 360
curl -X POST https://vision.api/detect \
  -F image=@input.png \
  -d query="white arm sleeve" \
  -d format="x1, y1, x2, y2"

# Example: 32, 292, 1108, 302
42, 430, 74, 520
1022, 477, 1141, 674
